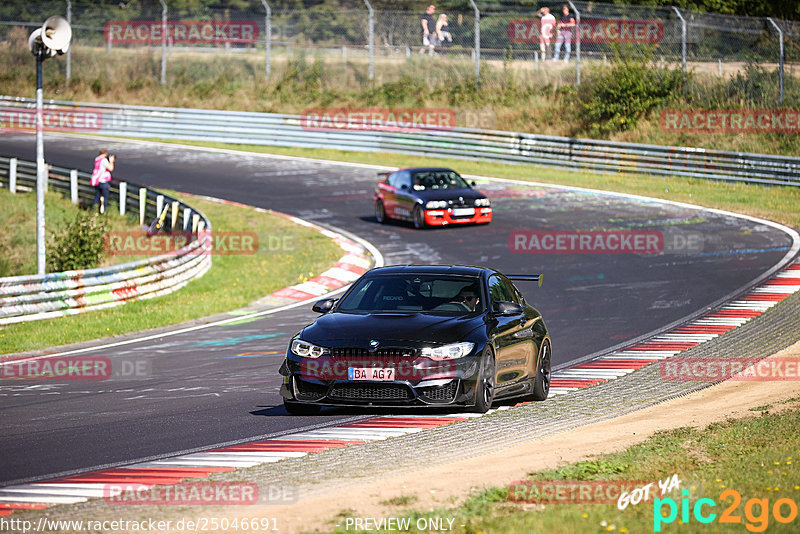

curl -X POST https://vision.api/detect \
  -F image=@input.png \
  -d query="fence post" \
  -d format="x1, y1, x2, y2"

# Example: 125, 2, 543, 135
139, 187, 147, 225
119, 181, 127, 215
171, 201, 179, 230
260, 0, 271, 80
363, 0, 374, 81
672, 7, 687, 96
9, 158, 17, 194
159, 0, 167, 86
468, 0, 480, 83
70, 169, 78, 204
66, 0, 72, 81
183, 207, 191, 231
156, 195, 164, 220
568, 1, 580, 85
767, 18, 785, 106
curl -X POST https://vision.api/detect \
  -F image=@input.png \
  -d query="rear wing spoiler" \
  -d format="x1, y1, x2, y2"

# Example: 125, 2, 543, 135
508, 274, 543, 288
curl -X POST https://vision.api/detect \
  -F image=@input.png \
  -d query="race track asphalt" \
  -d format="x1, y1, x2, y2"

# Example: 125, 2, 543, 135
0, 134, 793, 484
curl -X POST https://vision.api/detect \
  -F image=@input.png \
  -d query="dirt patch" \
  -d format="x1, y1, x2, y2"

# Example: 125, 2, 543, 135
176, 340, 800, 534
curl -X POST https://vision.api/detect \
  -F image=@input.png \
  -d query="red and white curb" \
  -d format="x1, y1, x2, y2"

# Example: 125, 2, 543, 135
547, 259, 800, 396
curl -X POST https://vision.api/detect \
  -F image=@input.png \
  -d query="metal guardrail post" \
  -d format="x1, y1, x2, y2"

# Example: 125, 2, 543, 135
159, 0, 167, 86
767, 18, 784, 106
469, 0, 480, 84
119, 181, 127, 215
568, 1, 580, 85
9, 158, 17, 194
66, 0, 71, 81
672, 7, 687, 96
260, 0, 271, 80
363, 0, 374, 81
139, 187, 147, 225
156, 194, 164, 218
70, 169, 78, 204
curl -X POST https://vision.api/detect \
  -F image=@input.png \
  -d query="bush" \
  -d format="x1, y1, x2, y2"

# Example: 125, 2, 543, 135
580, 51, 684, 136
47, 210, 108, 272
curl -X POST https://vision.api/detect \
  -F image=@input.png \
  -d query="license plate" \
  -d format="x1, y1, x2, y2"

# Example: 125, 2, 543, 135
452, 208, 475, 217
348, 367, 395, 381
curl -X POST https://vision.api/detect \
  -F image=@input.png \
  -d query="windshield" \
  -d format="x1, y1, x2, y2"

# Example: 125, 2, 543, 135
412, 170, 470, 191
337, 274, 483, 314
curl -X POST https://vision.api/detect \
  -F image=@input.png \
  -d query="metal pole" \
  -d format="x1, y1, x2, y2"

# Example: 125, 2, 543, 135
260, 0, 271, 80
568, 1, 580, 85
159, 0, 167, 86
672, 7, 687, 95
66, 0, 71, 81
469, 0, 480, 83
767, 18, 784, 106
363, 0, 373, 81
35, 50, 46, 275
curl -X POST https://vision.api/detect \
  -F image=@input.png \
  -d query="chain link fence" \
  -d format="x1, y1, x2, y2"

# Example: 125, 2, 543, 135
0, 1, 797, 106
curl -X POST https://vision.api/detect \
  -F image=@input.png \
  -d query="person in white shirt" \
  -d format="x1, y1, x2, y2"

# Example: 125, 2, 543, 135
538, 6, 556, 61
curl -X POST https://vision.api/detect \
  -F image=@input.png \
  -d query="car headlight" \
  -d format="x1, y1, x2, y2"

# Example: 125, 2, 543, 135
290, 339, 329, 358
474, 198, 491, 207
421, 342, 475, 361
425, 200, 448, 209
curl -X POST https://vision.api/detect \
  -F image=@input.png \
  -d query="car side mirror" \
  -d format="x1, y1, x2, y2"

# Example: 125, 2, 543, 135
470, 180, 477, 186
400, 184, 409, 190
495, 301, 523, 316
312, 298, 336, 314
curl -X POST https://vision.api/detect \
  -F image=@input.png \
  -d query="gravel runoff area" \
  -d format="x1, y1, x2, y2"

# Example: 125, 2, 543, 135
11, 264, 800, 532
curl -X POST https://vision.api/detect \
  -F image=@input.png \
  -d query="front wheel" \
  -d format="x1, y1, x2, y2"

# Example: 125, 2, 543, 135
471, 348, 496, 413
283, 399, 321, 416
412, 205, 426, 229
530, 341, 551, 401
375, 200, 387, 224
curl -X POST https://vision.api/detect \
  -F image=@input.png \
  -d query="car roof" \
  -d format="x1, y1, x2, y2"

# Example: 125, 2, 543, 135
364, 265, 496, 278
396, 167, 458, 174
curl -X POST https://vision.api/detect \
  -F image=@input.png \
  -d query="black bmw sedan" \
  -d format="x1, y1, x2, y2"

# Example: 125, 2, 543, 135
279, 265, 550, 414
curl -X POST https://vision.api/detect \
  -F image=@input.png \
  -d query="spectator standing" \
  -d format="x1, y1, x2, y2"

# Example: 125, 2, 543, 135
554, 4, 576, 61
436, 14, 453, 49
419, 5, 436, 56
537, 6, 556, 61
90, 148, 114, 214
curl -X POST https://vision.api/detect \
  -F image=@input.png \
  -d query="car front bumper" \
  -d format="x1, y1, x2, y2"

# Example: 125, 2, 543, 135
424, 207, 492, 226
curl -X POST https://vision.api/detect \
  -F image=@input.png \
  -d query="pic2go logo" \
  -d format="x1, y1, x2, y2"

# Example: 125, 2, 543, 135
654, 489, 799, 532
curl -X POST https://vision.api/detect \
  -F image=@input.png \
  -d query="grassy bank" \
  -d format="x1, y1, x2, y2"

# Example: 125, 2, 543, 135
325, 399, 800, 533
152, 140, 800, 229
0, 190, 343, 355
2, 26, 799, 157
0, 187, 143, 277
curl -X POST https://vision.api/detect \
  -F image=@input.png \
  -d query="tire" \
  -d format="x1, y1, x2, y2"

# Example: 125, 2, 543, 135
375, 200, 387, 224
283, 399, 321, 416
530, 341, 551, 401
412, 205, 426, 229
471, 348, 496, 413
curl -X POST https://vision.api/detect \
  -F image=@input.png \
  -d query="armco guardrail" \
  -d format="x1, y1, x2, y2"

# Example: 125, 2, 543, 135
2, 96, 800, 187
0, 155, 212, 325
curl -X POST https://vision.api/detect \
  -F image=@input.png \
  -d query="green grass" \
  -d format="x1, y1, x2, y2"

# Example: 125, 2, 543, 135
0, 190, 343, 354
0, 187, 143, 277
323, 402, 800, 533
148, 139, 800, 229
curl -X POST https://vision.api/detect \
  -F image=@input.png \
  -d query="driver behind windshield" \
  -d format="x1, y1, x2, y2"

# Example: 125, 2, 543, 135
453, 285, 480, 312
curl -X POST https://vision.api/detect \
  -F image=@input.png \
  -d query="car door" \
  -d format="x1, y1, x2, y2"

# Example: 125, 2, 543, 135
379, 172, 400, 218
393, 171, 416, 221
487, 275, 528, 391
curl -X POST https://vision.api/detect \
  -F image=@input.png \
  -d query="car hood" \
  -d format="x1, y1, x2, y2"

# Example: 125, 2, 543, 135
414, 188, 484, 202
300, 311, 483, 346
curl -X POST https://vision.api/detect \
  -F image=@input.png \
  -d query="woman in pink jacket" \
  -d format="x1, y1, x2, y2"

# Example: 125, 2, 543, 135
90, 148, 114, 213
